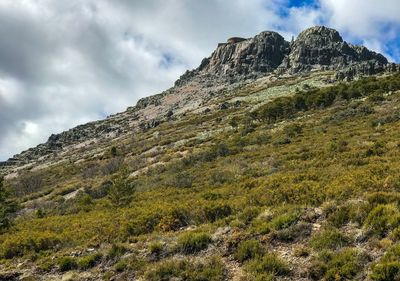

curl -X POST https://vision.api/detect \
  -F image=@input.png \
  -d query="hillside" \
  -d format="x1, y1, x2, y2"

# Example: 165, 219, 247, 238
1, 26, 400, 281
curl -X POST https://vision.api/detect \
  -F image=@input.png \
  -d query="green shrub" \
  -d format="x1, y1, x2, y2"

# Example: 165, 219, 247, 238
371, 262, 400, 281
1, 233, 62, 259
58, 256, 77, 272
368, 244, 400, 280
235, 239, 264, 262
124, 213, 161, 236
284, 123, 303, 138
107, 244, 127, 260
245, 253, 289, 279
366, 192, 400, 206
78, 253, 102, 269
158, 208, 191, 231
109, 167, 135, 207
268, 209, 301, 231
323, 248, 367, 281
177, 232, 211, 254
145, 256, 225, 281
149, 242, 164, 256
0, 177, 17, 231
201, 204, 232, 223
115, 259, 128, 272
270, 222, 312, 242
364, 204, 400, 237
327, 205, 351, 227
238, 207, 260, 225
310, 228, 350, 250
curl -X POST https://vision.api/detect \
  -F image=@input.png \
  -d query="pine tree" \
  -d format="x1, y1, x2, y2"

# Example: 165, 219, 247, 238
0, 177, 14, 230
108, 168, 135, 207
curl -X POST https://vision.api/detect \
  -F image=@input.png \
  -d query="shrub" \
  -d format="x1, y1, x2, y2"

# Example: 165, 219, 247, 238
201, 204, 232, 223
101, 157, 123, 175
245, 253, 289, 279
366, 192, 400, 206
323, 248, 368, 281
370, 262, 400, 281
14, 172, 43, 196
124, 213, 161, 236
308, 248, 368, 281
310, 228, 350, 250
177, 232, 211, 254
109, 168, 135, 207
1, 233, 63, 259
78, 253, 102, 269
115, 259, 128, 272
58, 256, 77, 272
270, 222, 312, 242
327, 205, 351, 227
238, 207, 260, 225
145, 256, 225, 281
0, 177, 17, 231
171, 172, 193, 188
158, 208, 191, 232
364, 204, 400, 237
284, 123, 303, 138
107, 244, 127, 260
235, 239, 264, 262
149, 242, 164, 256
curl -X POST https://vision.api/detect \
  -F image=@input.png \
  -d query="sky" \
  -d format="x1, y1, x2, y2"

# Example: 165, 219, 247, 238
0, 0, 400, 160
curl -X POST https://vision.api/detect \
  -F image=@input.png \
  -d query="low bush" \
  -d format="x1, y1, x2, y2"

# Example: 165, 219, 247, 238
107, 244, 127, 260
234, 239, 264, 262
78, 253, 102, 269
309, 248, 368, 281
1, 232, 63, 259
115, 259, 128, 272
310, 228, 350, 250
201, 204, 232, 223
270, 222, 312, 242
364, 204, 400, 237
370, 244, 400, 281
370, 262, 400, 281
149, 242, 164, 256
177, 232, 212, 254
145, 256, 225, 281
58, 256, 77, 272
245, 253, 289, 279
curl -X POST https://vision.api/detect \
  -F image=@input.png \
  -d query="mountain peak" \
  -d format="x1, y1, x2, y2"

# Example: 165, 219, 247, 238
296, 26, 343, 44
176, 26, 395, 87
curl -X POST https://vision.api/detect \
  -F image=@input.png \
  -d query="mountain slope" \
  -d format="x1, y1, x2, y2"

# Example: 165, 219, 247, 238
1, 26, 400, 281
1, 26, 398, 171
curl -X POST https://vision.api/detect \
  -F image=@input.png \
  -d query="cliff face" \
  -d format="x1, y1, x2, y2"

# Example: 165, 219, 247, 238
200, 31, 290, 76
279, 26, 391, 78
177, 26, 397, 87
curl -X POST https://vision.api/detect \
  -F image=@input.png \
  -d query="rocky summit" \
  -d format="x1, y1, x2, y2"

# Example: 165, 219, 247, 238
176, 26, 398, 86
1, 25, 400, 281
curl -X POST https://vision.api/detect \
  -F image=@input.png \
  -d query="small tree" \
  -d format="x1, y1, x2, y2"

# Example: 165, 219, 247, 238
108, 168, 135, 207
0, 177, 16, 231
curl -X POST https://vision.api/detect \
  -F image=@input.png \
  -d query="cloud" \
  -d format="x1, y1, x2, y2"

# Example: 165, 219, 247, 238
317, 0, 400, 61
0, 0, 399, 160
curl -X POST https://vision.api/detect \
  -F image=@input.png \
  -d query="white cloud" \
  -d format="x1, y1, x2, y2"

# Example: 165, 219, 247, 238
318, 0, 400, 61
